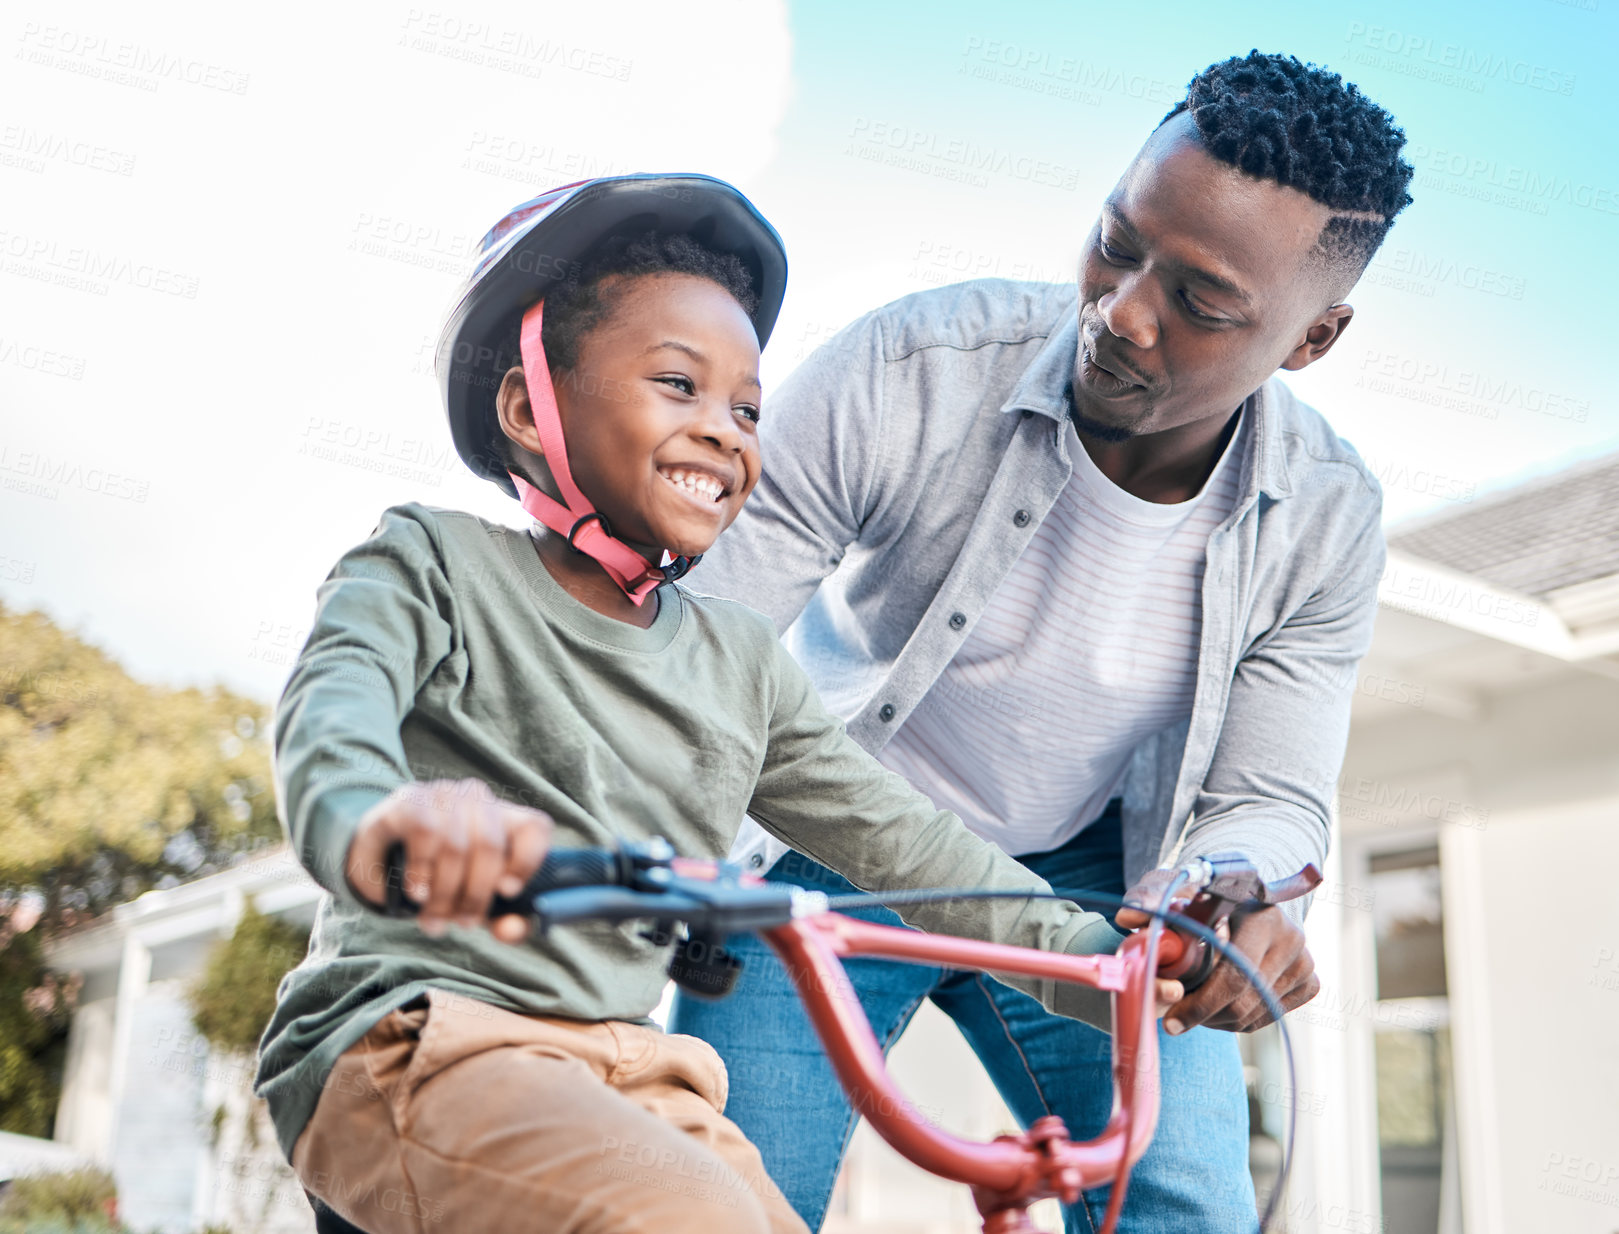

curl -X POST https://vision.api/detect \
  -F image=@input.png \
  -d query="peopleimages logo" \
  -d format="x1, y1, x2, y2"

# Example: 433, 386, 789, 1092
1367, 247, 1526, 301
1379, 558, 1541, 629
1357, 349, 1590, 423
1340, 777, 1491, 830
0, 229, 200, 299
846, 118, 1082, 190
1406, 142, 1619, 216
957, 36, 1178, 106
1361, 457, 1477, 504
16, 23, 251, 94
399, 10, 632, 81
0, 446, 151, 503
0, 337, 87, 380
0, 126, 137, 176
1344, 22, 1577, 95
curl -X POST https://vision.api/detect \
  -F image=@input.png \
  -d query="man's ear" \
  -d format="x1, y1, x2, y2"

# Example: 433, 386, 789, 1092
1280, 304, 1354, 372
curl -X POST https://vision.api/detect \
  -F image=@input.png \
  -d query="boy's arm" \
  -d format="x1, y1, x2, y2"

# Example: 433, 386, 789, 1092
274, 505, 457, 908
747, 638, 1124, 1029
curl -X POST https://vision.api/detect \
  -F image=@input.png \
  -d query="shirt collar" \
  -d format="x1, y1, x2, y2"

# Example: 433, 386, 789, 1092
998, 301, 1294, 501
998, 303, 1081, 425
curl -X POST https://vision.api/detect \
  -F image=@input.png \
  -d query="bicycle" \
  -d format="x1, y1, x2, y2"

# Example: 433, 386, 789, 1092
308, 840, 1319, 1234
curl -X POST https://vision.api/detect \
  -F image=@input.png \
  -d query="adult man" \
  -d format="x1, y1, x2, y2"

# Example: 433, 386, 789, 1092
672, 52, 1413, 1232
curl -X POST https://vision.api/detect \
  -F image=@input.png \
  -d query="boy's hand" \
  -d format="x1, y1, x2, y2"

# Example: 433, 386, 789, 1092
1153, 978, 1185, 1020
346, 779, 553, 944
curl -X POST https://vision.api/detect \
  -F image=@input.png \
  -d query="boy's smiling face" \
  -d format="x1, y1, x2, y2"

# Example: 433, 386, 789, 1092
497, 272, 763, 562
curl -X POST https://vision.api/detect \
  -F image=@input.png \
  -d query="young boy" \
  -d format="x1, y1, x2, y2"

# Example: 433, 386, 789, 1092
255, 174, 1164, 1234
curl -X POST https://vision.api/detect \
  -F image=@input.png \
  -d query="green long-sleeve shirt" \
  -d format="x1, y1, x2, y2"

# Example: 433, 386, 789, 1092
254, 503, 1123, 1159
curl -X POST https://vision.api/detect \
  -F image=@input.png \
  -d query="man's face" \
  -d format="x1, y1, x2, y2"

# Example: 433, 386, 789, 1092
1071, 111, 1349, 441
501, 272, 763, 561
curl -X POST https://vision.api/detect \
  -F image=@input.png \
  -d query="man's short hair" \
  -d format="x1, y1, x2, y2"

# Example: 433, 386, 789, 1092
1161, 51, 1415, 281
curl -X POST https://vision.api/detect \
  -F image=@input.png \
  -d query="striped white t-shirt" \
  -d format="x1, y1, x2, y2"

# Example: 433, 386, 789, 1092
876, 405, 1248, 856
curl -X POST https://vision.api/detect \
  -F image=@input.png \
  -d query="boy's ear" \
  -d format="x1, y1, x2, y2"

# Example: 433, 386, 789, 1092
495, 366, 545, 460
494, 366, 562, 497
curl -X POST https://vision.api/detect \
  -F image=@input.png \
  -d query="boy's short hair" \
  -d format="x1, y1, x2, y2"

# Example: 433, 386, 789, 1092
529, 230, 760, 374
492, 230, 761, 473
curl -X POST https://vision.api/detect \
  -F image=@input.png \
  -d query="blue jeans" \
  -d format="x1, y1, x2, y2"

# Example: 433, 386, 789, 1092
671, 803, 1257, 1233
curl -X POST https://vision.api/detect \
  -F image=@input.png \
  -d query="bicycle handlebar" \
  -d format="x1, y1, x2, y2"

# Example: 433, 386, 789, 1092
366, 835, 1313, 1233
378, 839, 1322, 993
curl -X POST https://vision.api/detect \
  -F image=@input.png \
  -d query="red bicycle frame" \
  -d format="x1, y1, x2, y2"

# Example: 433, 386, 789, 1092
761, 910, 1181, 1234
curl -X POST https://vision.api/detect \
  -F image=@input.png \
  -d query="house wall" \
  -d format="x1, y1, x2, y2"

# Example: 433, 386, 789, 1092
46, 855, 324, 1234
1463, 797, 1619, 1233
116, 982, 212, 1232
55, 996, 116, 1162
1342, 664, 1619, 1233
199, 1049, 315, 1234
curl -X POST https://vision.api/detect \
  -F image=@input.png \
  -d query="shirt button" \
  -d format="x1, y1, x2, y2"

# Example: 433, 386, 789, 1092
748, 853, 765, 869
949, 612, 967, 630
1013, 509, 1031, 527
878, 703, 896, 722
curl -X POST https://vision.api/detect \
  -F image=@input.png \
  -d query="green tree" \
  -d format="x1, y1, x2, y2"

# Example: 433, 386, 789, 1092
0, 599, 278, 1136
188, 904, 310, 1057
0, 600, 280, 930
0, 925, 78, 1138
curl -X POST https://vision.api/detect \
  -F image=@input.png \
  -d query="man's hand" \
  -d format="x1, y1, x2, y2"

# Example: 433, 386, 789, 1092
345, 778, 553, 944
1117, 871, 1320, 1034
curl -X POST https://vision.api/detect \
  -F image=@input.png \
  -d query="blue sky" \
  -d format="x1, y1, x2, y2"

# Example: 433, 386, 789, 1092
1, 0, 1614, 699
746, 0, 1618, 513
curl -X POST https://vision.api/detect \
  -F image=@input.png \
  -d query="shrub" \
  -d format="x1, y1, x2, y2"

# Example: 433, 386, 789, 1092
187, 904, 309, 1056
0, 1166, 118, 1232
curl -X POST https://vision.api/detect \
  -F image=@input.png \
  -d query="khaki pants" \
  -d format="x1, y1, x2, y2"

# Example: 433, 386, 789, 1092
291, 988, 808, 1234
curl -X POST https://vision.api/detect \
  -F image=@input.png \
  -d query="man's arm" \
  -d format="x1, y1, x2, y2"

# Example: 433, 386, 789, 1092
692, 311, 888, 632
1122, 501, 1386, 1032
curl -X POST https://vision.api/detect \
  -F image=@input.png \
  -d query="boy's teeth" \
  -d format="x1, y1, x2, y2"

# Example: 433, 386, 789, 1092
662, 469, 722, 501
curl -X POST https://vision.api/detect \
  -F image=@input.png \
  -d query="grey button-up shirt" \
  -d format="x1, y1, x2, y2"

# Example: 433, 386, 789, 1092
694, 279, 1385, 921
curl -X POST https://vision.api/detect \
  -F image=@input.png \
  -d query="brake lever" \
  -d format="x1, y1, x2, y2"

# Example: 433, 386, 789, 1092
1156, 854, 1322, 992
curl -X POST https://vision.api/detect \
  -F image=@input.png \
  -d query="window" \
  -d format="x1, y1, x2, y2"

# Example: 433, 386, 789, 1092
1369, 847, 1457, 1234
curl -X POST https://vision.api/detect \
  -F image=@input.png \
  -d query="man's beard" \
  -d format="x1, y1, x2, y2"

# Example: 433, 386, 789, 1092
1065, 381, 1148, 443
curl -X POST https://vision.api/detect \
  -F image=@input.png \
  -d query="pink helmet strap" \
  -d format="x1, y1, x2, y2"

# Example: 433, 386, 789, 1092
507, 298, 670, 606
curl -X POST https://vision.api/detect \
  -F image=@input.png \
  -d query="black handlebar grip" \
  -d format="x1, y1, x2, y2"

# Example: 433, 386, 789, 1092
490, 848, 619, 916
381, 843, 621, 918
1175, 943, 1220, 994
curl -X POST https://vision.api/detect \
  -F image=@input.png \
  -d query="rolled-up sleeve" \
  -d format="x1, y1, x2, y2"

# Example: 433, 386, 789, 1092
1176, 503, 1386, 921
